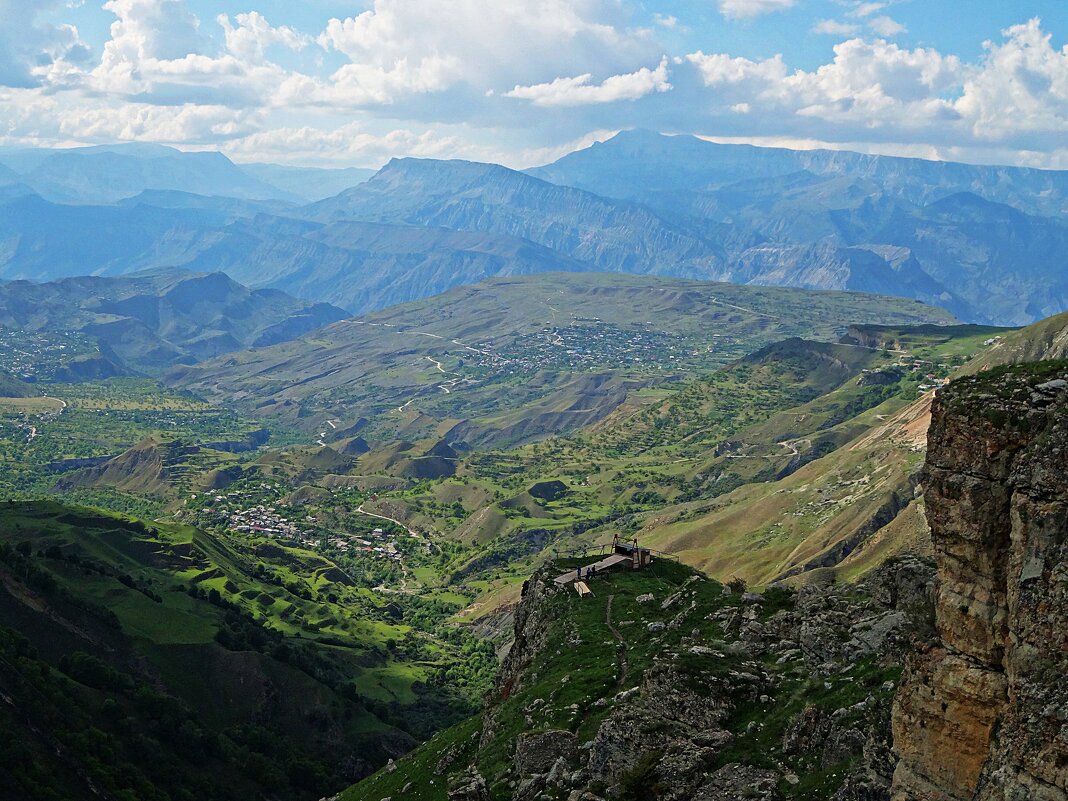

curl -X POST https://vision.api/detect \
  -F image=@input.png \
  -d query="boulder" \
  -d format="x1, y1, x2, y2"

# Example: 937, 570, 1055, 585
514, 729, 579, 776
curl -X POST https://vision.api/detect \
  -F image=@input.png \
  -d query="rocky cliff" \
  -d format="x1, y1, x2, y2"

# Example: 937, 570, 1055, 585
891, 362, 1068, 800
347, 554, 936, 801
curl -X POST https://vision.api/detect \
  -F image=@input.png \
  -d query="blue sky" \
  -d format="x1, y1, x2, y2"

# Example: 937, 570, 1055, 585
3, 1, 1067, 169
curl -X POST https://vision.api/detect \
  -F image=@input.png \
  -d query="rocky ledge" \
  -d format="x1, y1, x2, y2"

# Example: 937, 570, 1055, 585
449, 553, 934, 801
891, 363, 1068, 801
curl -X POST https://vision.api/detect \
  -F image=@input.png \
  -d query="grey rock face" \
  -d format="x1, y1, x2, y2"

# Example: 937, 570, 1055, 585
694, 764, 783, 800
447, 767, 490, 801
514, 729, 578, 776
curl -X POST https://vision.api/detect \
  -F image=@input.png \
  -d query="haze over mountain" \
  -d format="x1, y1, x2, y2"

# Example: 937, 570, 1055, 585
0, 269, 348, 373
239, 164, 376, 203
1, 132, 1067, 325
0, 144, 373, 205
529, 129, 1068, 216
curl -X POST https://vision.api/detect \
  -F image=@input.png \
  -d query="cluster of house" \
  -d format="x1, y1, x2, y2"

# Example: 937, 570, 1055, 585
0, 327, 89, 381
223, 503, 308, 539
192, 490, 407, 562
468, 322, 694, 375
334, 527, 404, 561
902, 358, 952, 391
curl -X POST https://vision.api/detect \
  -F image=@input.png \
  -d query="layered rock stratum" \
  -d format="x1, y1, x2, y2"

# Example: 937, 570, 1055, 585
892, 363, 1068, 800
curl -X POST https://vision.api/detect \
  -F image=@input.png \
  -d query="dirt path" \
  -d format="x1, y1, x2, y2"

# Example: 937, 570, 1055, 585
605, 595, 629, 687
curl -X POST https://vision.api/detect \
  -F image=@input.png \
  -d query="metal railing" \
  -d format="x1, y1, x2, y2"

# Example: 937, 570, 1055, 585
556, 542, 680, 563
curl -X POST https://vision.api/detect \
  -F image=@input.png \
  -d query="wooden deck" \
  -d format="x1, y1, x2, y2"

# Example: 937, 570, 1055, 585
553, 553, 631, 586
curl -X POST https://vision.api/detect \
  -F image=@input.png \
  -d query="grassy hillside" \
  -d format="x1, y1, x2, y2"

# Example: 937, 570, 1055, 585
342, 323, 996, 604
0, 378, 269, 503
167, 273, 956, 448
344, 554, 932, 801
0, 500, 496, 801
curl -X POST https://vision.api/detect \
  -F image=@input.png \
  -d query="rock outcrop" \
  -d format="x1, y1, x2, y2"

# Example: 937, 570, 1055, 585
891, 365, 1068, 800
466, 555, 934, 801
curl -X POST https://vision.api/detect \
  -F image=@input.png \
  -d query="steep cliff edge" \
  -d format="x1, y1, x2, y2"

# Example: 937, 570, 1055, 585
345, 555, 935, 801
891, 361, 1068, 800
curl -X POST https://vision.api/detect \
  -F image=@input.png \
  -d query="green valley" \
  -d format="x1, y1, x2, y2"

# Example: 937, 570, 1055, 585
0, 270, 1060, 801
0, 500, 494, 800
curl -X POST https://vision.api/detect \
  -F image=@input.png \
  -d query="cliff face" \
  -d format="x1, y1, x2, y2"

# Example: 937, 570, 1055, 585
435, 556, 934, 801
891, 364, 1068, 800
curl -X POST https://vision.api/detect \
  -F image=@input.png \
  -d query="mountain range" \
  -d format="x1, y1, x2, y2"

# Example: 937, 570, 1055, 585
0, 269, 347, 374
0, 143, 372, 204
2, 131, 1068, 324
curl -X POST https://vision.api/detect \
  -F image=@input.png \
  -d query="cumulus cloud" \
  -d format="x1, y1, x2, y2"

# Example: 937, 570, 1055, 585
505, 58, 671, 107
59, 102, 261, 143
685, 51, 787, 86
955, 18, 1068, 144
676, 18, 1068, 162
718, 0, 796, 20
82, 0, 303, 110
311, 0, 650, 107
0, 0, 91, 88
218, 12, 310, 62
868, 16, 907, 37
4, 0, 1068, 171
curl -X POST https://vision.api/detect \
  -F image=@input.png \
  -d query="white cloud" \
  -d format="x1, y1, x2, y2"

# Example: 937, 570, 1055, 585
218, 12, 310, 62
678, 19, 1068, 163
846, 2, 886, 18
312, 0, 649, 106
685, 38, 963, 128
59, 102, 260, 143
718, 0, 796, 20
813, 20, 860, 36
0, 0, 91, 88
221, 122, 618, 169
685, 51, 787, 86
696, 132, 1068, 170
222, 122, 471, 166
955, 18, 1068, 143
868, 16, 907, 37
4, 1, 1068, 172
505, 58, 671, 107
86, 0, 293, 108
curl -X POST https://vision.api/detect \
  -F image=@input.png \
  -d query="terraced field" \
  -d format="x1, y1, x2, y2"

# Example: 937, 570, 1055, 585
0, 500, 495, 799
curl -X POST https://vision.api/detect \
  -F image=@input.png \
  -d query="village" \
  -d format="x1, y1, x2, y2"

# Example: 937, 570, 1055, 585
190, 484, 409, 567
452, 319, 722, 378
0, 325, 96, 381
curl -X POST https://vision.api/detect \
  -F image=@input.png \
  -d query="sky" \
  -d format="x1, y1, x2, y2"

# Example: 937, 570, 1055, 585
0, 0, 1066, 169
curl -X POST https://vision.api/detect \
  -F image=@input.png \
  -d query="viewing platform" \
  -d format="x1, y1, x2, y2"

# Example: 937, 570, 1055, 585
553, 539, 672, 588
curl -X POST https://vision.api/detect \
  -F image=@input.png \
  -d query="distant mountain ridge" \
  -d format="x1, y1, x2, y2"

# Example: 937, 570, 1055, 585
522, 130, 1068, 324
529, 129, 1068, 216
1, 132, 1067, 325
0, 269, 348, 373
0, 143, 375, 205
305, 157, 724, 277
174, 217, 595, 314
